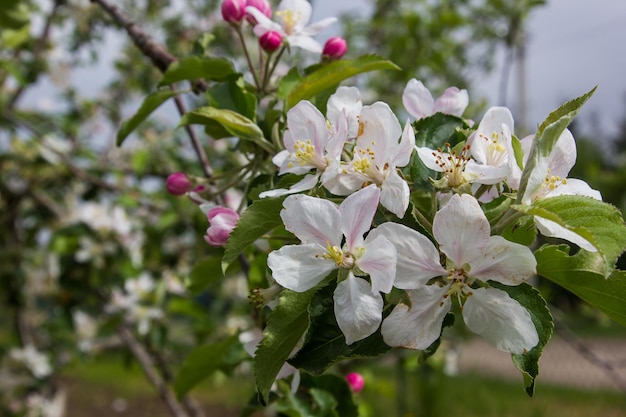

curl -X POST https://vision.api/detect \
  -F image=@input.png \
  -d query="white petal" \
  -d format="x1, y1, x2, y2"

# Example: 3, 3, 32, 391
268, 244, 337, 291
469, 236, 537, 285
464, 160, 510, 185
281, 194, 341, 246
287, 34, 323, 53
388, 120, 416, 168
470, 107, 514, 165
327, 86, 362, 138
463, 287, 539, 354
299, 17, 338, 36
278, 0, 312, 28
367, 222, 447, 289
356, 102, 402, 165
433, 87, 469, 117
416, 146, 446, 172
339, 185, 379, 250
544, 178, 602, 200
535, 217, 598, 252
334, 274, 384, 344
402, 79, 435, 120
433, 194, 490, 266
321, 161, 363, 195
380, 170, 410, 218
259, 174, 319, 198
286, 101, 329, 154
548, 129, 577, 178
359, 234, 397, 294
381, 285, 451, 349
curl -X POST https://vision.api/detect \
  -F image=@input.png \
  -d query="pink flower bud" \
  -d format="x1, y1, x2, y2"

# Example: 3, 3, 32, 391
345, 372, 364, 393
221, 0, 246, 24
166, 172, 192, 196
245, 0, 272, 24
259, 31, 283, 53
205, 207, 239, 247
322, 37, 347, 60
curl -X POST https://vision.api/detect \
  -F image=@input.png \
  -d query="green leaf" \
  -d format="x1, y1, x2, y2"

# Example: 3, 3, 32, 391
158, 55, 235, 86
255, 288, 318, 404
490, 282, 553, 396
173, 334, 239, 399
117, 89, 179, 145
178, 106, 266, 144
289, 283, 391, 374
517, 87, 596, 200
285, 55, 400, 109
301, 374, 358, 417
187, 256, 224, 294
222, 197, 286, 272
206, 75, 257, 120
513, 195, 626, 275
535, 244, 626, 326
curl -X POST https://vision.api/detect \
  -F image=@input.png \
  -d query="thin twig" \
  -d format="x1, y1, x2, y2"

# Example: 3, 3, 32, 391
117, 324, 191, 417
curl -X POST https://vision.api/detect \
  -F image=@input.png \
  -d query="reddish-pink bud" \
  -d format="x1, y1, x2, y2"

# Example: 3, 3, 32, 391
345, 372, 364, 393
259, 31, 283, 53
322, 37, 348, 60
166, 172, 192, 196
205, 207, 240, 247
221, 0, 246, 24
245, 0, 272, 24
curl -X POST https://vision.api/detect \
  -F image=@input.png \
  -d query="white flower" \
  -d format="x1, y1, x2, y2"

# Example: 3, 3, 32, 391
10, 345, 52, 379
521, 129, 602, 251
343, 102, 415, 218
267, 185, 396, 344
326, 86, 363, 139
372, 194, 538, 354
246, 0, 336, 53
402, 79, 469, 121
260, 100, 347, 198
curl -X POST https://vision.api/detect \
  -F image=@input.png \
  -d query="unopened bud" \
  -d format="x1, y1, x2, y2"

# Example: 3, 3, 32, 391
345, 372, 364, 393
245, 0, 272, 24
221, 0, 246, 24
260, 31, 283, 53
322, 37, 347, 60
166, 172, 192, 196
204, 207, 240, 246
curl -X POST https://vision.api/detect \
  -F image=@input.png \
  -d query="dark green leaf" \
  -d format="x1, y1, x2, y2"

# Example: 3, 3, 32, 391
536, 244, 626, 326
158, 55, 235, 86
206, 75, 257, 120
286, 55, 399, 109
187, 256, 224, 294
174, 334, 239, 399
490, 282, 553, 396
255, 288, 318, 404
117, 89, 179, 145
178, 107, 267, 146
222, 197, 286, 272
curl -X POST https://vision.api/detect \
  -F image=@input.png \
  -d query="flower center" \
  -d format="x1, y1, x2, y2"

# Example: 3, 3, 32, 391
317, 241, 356, 269
440, 267, 474, 308
276, 10, 302, 35
290, 139, 326, 169
479, 131, 507, 166
532, 168, 568, 201
432, 143, 471, 188
353, 142, 388, 185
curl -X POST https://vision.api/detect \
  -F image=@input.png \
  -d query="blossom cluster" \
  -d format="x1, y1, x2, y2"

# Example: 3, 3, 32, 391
262, 80, 602, 354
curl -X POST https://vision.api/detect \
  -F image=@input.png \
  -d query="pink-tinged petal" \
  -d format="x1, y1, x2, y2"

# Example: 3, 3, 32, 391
381, 286, 451, 350
259, 173, 319, 198
433, 86, 469, 117
281, 194, 341, 246
548, 129, 577, 178
359, 234, 397, 294
268, 244, 337, 291
463, 287, 539, 354
339, 185, 380, 250
356, 102, 402, 166
286, 101, 329, 152
469, 236, 536, 285
388, 120, 416, 168
380, 169, 410, 218
535, 217, 598, 252
321, 161, 363, 196
416, 146, 446, 172
367, 222, 447, 289
327, 86, 362, 138
249, 8, 283, 36
433, 194, 490, 266
402, 79, 435, 120
334, 274, 384, 344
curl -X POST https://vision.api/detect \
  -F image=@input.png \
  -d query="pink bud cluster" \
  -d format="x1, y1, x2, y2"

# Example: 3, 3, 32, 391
221, 0, 271, 25
205, 207, 240, 247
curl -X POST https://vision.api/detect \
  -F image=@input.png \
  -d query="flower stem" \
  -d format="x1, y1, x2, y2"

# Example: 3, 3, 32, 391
234, 25, 261, 90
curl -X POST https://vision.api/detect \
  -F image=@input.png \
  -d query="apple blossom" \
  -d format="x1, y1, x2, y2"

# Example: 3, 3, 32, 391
205, 207, 240, 247
372, 194, 539, 354
245, 0, 272, 24
402, 79, 469, 121
267, 185, 397, 344
246, 0, 337, 53
326, 86, 363, 139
